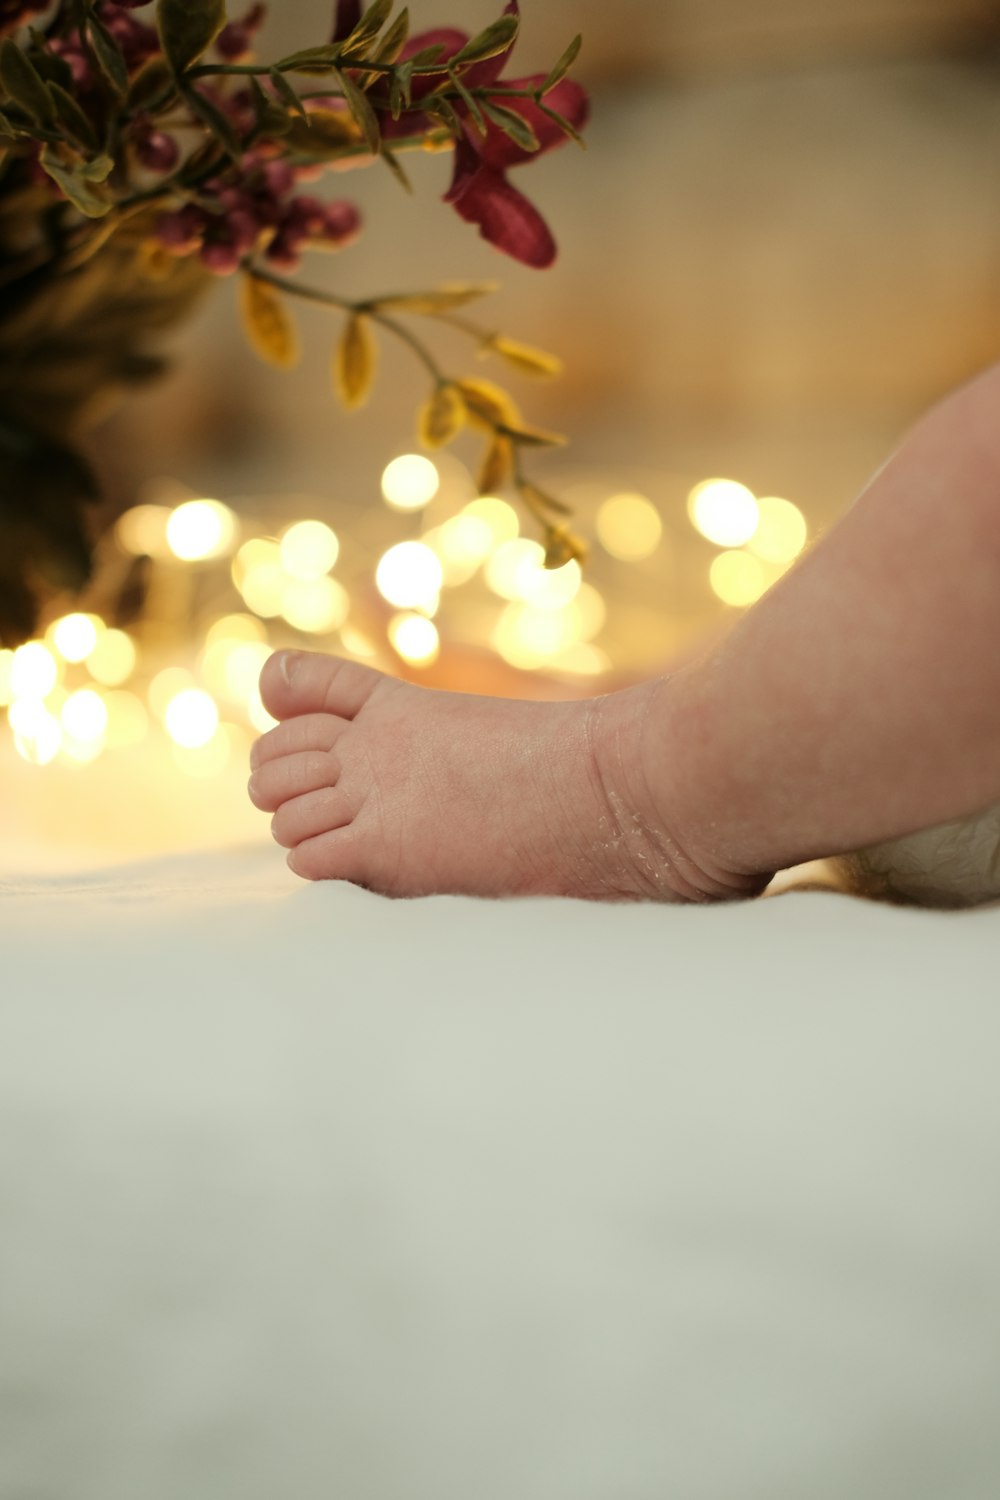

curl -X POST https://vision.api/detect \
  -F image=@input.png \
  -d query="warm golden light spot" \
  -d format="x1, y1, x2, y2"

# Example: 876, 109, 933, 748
375, 542, 443, 611
745, 495, 808, 564
484, 538, 546, 601
240, 563, 287, 618
148, 666, 196, 720
339, 625, 379, 660
688, 479, 759, 548
232, 538, 281, 587
596, 493, 663, 561
86, 629, 137, 687
279, 520, 340, 580
60, 689, 108, 743
166, 499, 238, 561
172, 727, 232, 778
247, 687, 278, 733
115, 504, 172, 559
519, 558, 582, 611
381, 454, 440, 511
9, 701, 61, 765
281, 576, 350, 634
425, 512, 495, 585
0, 649, 14, 707
492, 603, 583, 669
49, 613, 102, 663
462, 496, 519, 546
164, 688, 219, 748
388, 613, 440, 667
11, 642, 59, 700
103, 691, 149, 749
710, 550, 768, 607
206, 613, 268, 647
225, 642, 272, 702
574, 583, 607, 641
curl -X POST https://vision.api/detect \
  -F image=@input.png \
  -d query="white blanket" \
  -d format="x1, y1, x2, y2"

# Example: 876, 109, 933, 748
2, 848, 1000, 1499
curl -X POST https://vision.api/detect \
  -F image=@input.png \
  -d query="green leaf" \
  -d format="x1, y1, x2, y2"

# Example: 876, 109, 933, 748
38, 146, 113, 217
246, 75, 291, 135
541, 33, 582, 93
450, 15, 518, 67
537, 100, 586, 147
183, 81, 241, 158
335, 66, 379, 153
126, 56, 179, 113
267, 66, 307, 119
87, 12, 129, 95
48, 81, 99, 150
0, 40, 56, 127
423, 93, 461, 133
281, 108, 360, 157
481, 99, 538, 152
378, 140, 412, 192
157, 0, 227, 76
274, 45, 339, 74
373, 7, 409, 65
402, 43, 446, 67
447, 68, 485, 134
340, 0, 394, 59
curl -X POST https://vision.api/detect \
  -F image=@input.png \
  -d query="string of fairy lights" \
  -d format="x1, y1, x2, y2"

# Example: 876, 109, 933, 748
0, 455, 809, 774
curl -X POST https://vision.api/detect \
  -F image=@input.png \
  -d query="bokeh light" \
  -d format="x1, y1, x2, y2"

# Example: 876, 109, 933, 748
710, 550, 768, 607
462, 497, 519, 546
279, 520, 340, 580
49, 613, 102, 663
86, 629, 137, 687
484, 539, 546, 601
60, 689, 108, 742
519, 558, 582, 611
745, 495, 808, 564
148, 666, 197, 720
172, 727, 232, 778
10, 701, 62, 765
115, 504, 172, 559
11, 642, 59, 700
247, 688, 278, 734
375, 542, 443, 610
596, 493, 663, 561
389, 613, 440, 666
206, 613, 268, 647
381, 455, 440, 511
166, 499, 238, 561
688, 479, 759, 548
281, 576, 350, 634
424, 513, 495, 585
164, 689, 219, 748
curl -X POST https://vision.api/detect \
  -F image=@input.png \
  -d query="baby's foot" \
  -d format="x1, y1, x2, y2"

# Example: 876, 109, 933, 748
248, 650, 770, 902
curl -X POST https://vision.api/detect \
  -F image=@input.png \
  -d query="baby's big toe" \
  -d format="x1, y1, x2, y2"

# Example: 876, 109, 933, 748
259, 650, 388, 723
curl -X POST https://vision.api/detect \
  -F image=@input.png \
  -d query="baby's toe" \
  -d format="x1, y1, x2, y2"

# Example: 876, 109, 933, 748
248, 749, 339, 813
250, 711, 349, 770
259, 650, 391, 723
271, 785, 354, 849
287, 826, 369, 884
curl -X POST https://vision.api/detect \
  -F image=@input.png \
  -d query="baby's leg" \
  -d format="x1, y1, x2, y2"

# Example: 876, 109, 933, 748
674, 358, 1000, 878
249, 359, 1000, 900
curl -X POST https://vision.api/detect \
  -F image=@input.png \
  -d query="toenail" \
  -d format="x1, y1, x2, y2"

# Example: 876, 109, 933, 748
278, 650, 302, 686
247, 772, 259, 801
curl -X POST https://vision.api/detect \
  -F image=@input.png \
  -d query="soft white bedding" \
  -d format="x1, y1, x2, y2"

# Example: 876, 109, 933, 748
2, 846, 1000, 1499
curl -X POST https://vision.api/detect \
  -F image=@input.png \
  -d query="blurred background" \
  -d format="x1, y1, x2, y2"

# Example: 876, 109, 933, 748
4, 0, 1000, 867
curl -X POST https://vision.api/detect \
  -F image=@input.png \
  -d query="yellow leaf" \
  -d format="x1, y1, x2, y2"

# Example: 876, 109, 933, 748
544, 525, 588, 569
239, 274, 300, 370
334, 313, 378, 409
455, 377, 519, 432
485, 335, 563, 378
477, 435, 513, 495
418, 383, 466, 447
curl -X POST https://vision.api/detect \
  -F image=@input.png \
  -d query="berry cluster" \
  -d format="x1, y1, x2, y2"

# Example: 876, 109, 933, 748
51, 2, 159, 85
156, 152, 361, 276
